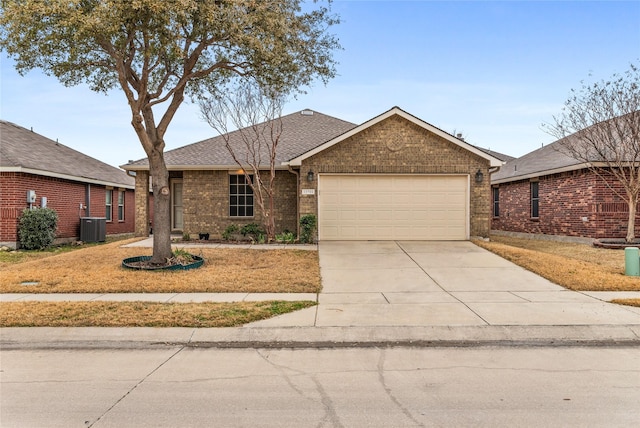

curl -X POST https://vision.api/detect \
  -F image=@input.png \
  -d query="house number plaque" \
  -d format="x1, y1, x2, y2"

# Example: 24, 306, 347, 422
302, 189, 315, 195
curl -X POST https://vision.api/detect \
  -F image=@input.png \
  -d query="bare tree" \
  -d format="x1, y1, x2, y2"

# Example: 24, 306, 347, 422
544, 62, 640, 242
200, 80, 286, 241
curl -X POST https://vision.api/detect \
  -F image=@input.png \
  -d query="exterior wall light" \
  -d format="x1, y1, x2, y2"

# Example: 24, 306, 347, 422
307, 170, 315, 182
475, 169, 484, 183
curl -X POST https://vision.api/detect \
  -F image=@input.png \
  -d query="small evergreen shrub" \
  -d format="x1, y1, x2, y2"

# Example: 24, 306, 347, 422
222, 224, 240, 240
299, 214, 317, 244
18, 208, 58, 250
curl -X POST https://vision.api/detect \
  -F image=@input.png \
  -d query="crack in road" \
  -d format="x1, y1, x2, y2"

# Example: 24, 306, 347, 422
86, 346, 185, 427
256, 349, 344, 427
377, 348, 425, 427
256, 349, 310, 399
311, 375, 344, 428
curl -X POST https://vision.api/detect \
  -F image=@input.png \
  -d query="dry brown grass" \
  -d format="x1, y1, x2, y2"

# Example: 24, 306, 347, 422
0, 238, 320, 293
0, 300, 316, 327
611, 298, 640, 308
475, 236, 640, 291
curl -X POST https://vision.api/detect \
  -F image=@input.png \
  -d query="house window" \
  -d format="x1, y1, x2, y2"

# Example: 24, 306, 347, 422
105, 190, 113, 221
492, 187, 499, 217
117, 190, 125, 221
530, 181, 539, 218
229, 174, 254, 217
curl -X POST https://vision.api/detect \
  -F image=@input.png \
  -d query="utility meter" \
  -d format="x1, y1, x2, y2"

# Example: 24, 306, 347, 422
27, 190, 37, 204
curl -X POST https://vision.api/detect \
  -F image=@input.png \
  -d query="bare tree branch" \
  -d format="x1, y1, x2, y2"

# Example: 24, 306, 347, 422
544, 62, 640, 242
200, 79, 286, 241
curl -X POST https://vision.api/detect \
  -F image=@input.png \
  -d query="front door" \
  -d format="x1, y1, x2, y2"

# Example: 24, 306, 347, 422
171, 180, 183, 231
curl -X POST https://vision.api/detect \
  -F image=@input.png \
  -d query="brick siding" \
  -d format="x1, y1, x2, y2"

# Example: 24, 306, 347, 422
491, 168, 640, 239
180, 169, 298, 239
1, 172, 134, 248
299, 115, 492, 237
132, 115, 494, 240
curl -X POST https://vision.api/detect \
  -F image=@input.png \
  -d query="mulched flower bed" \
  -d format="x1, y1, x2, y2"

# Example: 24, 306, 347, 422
593, 239, 640, 250
122, 254, 204, 271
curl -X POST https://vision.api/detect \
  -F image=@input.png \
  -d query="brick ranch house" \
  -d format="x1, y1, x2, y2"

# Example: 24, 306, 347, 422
0, 120, 136, 248
123, 107, 503, 241
491, 128, 640, 242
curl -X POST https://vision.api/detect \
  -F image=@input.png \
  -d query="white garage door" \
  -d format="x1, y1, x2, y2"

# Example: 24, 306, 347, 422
318, 175, 468, 241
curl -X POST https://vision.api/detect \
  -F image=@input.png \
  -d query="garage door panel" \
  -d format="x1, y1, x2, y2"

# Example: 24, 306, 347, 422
319, 175, 468, 241
392, 210, 411, 221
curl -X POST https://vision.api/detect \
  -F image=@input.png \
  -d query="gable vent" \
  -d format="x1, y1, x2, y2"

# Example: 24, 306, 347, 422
301, 109, 314, 116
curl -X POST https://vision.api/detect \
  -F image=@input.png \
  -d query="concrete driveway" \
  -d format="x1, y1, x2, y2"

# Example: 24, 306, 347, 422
255, 241, 640, 328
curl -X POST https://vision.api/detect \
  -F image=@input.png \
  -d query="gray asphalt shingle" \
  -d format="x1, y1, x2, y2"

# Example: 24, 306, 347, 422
124, 109, 357, 169
1, 120, 134, 187
491, 140, 582, 182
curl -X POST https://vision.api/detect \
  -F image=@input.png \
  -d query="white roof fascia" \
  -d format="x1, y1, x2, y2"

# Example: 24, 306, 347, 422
286, 107, 504, 167
0, 166, 135, 189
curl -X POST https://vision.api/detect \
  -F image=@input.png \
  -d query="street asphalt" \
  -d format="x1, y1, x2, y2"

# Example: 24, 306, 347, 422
2, 240, 640, 349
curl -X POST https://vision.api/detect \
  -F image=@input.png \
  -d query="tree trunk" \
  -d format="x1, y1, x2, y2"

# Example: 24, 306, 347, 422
627, 191, 638, 243
267, 188, 275, 241
148, 148, 173, 264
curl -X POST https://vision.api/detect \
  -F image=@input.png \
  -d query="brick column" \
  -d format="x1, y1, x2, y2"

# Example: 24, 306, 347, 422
134, 171, 150, 237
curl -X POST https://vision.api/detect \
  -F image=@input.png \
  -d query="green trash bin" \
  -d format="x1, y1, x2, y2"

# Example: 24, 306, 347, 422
624, 247, 640, 276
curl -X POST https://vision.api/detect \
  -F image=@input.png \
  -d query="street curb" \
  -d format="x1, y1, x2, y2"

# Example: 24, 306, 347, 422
2, 325, 640, 350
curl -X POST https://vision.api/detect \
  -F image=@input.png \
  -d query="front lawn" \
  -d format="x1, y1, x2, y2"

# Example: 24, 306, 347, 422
0, 238, 321, 294
0, 239, 320, 327
0, 300, 316, 327
612, 298, 640, 308
475, 236, 640, 291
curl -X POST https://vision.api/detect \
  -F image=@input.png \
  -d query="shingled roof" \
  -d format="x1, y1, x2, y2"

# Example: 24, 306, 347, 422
492, 113, 639, 184
475, 147, 514, 163
123, 109, 357, 170
491, 140, 583, 184
0, 120, 134, 188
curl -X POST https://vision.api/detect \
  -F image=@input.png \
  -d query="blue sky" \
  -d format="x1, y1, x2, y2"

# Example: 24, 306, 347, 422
1, 0, 639, 167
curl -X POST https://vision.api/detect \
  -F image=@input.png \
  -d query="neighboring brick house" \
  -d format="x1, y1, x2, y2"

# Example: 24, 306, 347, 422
123, 107, 503, 241
491, 131, 639, 241
0, 120, 136, 248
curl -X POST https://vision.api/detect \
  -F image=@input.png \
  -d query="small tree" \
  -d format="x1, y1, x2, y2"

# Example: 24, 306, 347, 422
545, 62, 640, 242
1, 0, 340, 263
18, 208, 58, 250
200, 80, 286, 241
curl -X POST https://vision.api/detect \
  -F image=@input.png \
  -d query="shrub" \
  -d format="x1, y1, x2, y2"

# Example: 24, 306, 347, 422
275, 231, 296, 244
222, 224, 239, 241
18, 208, 58, 250
241, 223, 265, 240
299, 214, 317, 244
171, 248, 194, 264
